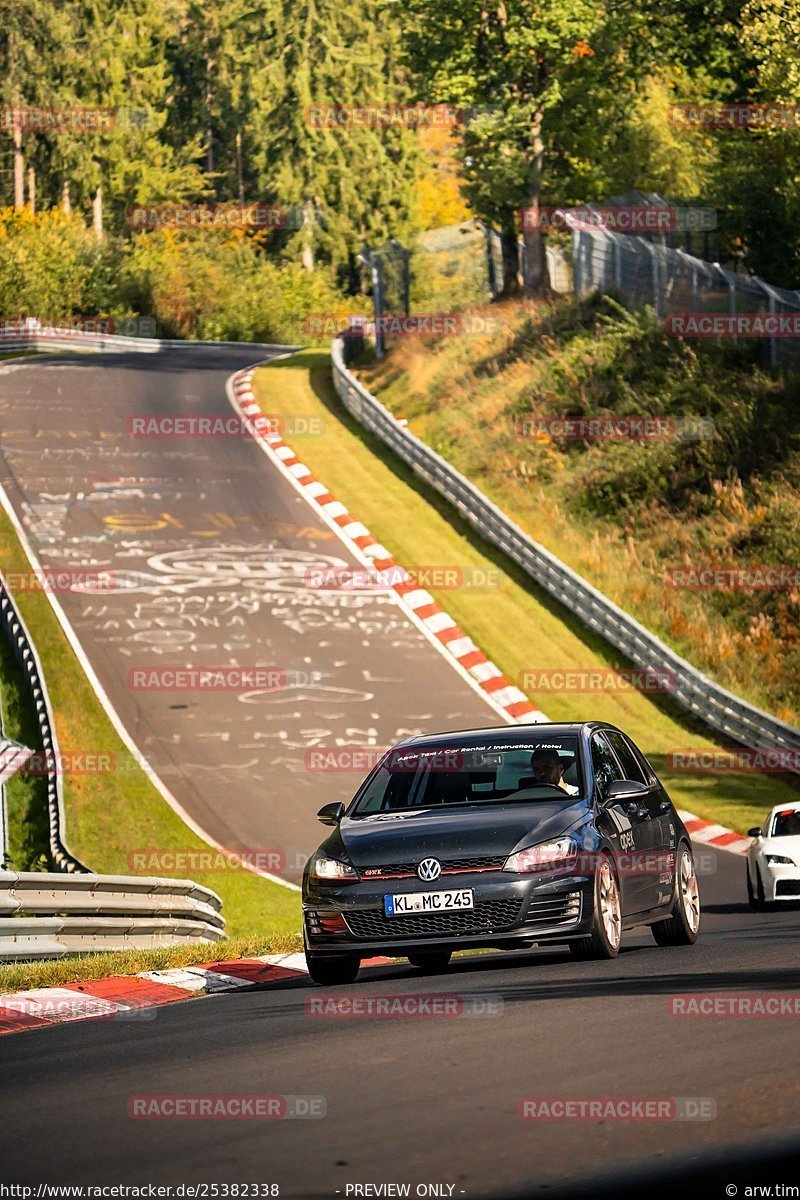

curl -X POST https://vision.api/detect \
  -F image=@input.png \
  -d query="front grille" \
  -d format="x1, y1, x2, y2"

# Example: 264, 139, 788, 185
360, 855, 506, 880
344, 897, 522, 940
524, 891, 581, 927
775, 879, 800, 897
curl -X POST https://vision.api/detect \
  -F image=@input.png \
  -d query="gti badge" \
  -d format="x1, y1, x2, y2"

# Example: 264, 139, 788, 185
417, 857, 442, 882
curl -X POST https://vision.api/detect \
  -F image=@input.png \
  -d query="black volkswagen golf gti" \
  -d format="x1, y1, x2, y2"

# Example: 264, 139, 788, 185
302, 722, 700, 983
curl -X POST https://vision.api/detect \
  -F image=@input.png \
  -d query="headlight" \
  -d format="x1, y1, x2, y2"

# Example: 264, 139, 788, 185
311, 855, 360, 882
504, 837, 579, 874
766, 854, 794, 866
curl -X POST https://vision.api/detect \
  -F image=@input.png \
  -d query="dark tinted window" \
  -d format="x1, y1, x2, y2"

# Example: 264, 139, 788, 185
771, 809, 800, 838
590, 732, 622, 795
605, 730, 647, 785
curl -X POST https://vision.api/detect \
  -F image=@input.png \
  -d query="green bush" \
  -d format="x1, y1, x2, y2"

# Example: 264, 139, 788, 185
119, 228, 358, 344
0, 208, 120, 319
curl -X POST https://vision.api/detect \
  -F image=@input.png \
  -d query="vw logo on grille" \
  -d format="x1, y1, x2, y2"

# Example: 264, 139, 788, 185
417, 857, 442, 882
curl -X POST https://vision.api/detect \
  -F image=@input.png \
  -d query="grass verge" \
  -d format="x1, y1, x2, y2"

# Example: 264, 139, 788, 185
253, 350, 799, 837
0, 504, 301, 940
360, 296, 800, 724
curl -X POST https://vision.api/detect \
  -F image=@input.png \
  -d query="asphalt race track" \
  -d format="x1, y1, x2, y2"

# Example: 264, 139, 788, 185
2, 843, 800, 1194
2, 348, 800, 1195
0, 347, 500, 879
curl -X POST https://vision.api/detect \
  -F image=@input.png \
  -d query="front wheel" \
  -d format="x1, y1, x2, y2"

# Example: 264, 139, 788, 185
651, 843, 700, 946
305, 952, 360, 985
570, 853, 621, 960
407, 951, 452, 973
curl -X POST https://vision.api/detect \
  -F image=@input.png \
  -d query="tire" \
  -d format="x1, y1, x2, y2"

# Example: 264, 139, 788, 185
747, 862, 758, 909
755, 865, 771, 912
569, 852, 621, 960
407, 951, 452, 973
651, 842, 700, 946
305, 952, 360, 986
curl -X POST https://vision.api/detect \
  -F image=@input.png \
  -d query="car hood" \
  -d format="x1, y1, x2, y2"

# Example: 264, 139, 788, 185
327, 799, 590, 867
761, 836, 800, 861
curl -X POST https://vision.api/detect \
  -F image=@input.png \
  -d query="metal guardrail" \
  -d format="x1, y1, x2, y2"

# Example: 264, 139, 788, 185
0, 327, 290, 355
0, 871, 224, 959
0, 572, 87, 872
331, 336, 800, 765
0, 739, 34, 867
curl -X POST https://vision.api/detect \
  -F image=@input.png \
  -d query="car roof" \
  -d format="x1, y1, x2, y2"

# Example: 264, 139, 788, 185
769, 802, 800, 816
394, 722, 608, 748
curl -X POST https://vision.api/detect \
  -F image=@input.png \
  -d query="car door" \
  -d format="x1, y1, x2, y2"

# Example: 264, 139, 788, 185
591, 730, 653, 915
604, 729, 670, 911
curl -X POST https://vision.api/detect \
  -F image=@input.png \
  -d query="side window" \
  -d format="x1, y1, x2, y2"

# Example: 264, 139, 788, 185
605, 731, 648, 785
590, 732, 622, 796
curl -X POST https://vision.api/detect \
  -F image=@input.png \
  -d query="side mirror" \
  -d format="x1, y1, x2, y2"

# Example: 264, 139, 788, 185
317, 802, 345, 826
603, 779, 649, 802
747, 827, 762, 839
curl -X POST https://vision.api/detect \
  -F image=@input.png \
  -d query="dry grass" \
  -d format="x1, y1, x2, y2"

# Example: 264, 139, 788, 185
361, 295, 800, 725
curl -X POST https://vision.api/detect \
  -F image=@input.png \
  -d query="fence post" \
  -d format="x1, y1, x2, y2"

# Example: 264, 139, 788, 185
647, 241, 661, 316
483, 225, 497, 300
358, 247, 385, 360
572, 230, 582, 296
612, 234, 622, 293
753, 278, 779, 369
372, 254, 385, 358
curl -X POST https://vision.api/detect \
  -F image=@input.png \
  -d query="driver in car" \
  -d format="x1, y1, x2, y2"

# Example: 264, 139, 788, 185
524, 748, 579, 796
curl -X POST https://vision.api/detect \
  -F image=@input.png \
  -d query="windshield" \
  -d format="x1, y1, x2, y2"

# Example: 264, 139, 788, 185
771, 809, 800, 837
350, 735, 584, 815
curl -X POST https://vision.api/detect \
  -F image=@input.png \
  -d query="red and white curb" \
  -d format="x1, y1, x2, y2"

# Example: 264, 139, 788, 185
676, 809, 751, 855
227, 367, 544, 726
0, 953, 375, 1037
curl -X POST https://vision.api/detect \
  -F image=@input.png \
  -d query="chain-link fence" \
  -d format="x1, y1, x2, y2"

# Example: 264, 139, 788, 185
573, 225, 800, 372
359, 222, 495, 356
358, 198, 800, 371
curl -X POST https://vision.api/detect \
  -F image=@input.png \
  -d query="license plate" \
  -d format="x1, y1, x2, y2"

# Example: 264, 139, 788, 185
384, 889, 474, 916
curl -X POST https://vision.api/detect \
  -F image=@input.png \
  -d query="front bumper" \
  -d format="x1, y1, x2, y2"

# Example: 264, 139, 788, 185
762, 862, 800, 901
303, 871, 593, 957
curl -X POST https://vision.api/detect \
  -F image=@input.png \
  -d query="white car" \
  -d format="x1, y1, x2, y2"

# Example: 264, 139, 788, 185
747, 804, 800, 909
